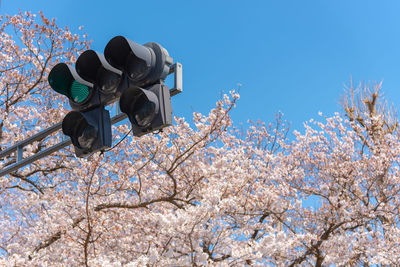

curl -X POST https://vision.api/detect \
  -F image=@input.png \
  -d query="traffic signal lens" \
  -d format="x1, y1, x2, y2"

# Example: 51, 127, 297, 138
133, 100, 156, 127
77, 125, 98, 149
62, 111, 98, 150
120, 86, 159, 129
126, 52, 148, 81
97, 69, 121, 94
70, 81, 90, 103
125, 92, 156, 128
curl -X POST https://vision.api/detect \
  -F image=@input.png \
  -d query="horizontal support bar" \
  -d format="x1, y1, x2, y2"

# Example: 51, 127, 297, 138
0, 107, 128, 161
0, 139, 71, 177
111, 110, 127, 124
0, 111, 128, 177
0, 122, 62, 159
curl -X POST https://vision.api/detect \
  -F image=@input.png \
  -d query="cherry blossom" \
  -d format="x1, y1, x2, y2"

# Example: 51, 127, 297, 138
1, 11, 400, 266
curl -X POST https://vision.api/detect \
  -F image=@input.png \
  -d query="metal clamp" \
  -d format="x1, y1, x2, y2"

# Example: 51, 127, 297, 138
168, 62, 183, 96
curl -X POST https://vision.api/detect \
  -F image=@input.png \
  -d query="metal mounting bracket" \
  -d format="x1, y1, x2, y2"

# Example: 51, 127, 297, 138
168, 62, 183, 96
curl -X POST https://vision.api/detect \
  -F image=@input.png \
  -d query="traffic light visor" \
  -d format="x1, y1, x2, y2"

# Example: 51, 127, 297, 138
104, 36, 152, 74
76, 50, 122, 95
62, 111, 88, 141
62, 111, 97, 149
49, 63, 90, 103
48, 63, 73, 98
62, 108, 112, 157
120, 86, 159, 128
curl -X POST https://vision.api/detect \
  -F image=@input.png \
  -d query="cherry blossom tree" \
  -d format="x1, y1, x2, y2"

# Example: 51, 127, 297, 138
1, 11, 400, 266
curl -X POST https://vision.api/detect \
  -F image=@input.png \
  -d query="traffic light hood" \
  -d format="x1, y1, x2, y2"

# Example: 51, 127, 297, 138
104, 36, 152, 72
62, 111, 90, 148
119, 84, 172, 137
119, 86, 159, 128
48, 63, 93, 104
76, 50, 122, 95
62, 108, 112, 157
104, 36, 172, 87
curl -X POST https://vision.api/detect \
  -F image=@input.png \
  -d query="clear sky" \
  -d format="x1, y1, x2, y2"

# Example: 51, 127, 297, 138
2, 0, 400, 133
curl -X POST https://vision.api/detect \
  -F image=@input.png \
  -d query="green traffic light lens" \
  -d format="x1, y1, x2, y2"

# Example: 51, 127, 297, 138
48, 64, 91, 103
70, 81, 90, 103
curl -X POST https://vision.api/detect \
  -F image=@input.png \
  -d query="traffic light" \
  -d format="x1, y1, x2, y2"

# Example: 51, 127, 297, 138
48, 36, 180, 157
62, 107, 111, 157
104, 36, 173, 136
75, 49, 126, 106
48, 63, 99, 111
48, 63, 112, 157
104, 36, 172, 87
119, 84, 172, 136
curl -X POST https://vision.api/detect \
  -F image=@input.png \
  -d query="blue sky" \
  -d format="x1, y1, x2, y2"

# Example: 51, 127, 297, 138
2, 0, 400, 134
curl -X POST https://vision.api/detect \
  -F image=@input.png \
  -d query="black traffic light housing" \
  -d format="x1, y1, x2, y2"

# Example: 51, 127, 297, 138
48, 35, 181, 157
62, 107, 112, 157
48, 63, 100, 111
48, 63, 112, 157
120, 84, 172, 137
104, 36, 172, 87
104, 36, 173, 136
75, 50, 127, 106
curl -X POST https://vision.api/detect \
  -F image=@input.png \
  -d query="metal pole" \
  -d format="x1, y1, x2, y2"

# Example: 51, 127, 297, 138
0, 139, 71, 176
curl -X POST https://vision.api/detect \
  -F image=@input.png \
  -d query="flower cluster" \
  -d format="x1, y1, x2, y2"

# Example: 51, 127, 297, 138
1, 11, 400, 267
